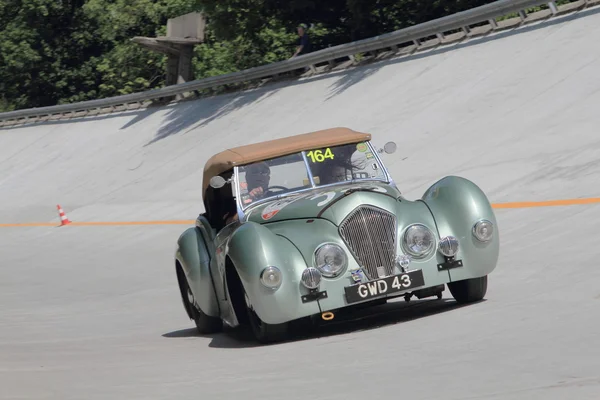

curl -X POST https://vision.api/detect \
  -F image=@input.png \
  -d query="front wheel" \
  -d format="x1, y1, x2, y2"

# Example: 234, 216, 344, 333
185, 280, 222, 334
244, 291, 288, 344
447, 275, 488, 303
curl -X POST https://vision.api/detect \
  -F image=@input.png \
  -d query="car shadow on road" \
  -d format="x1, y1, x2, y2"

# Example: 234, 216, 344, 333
162, 325, 264, 349
162, 297, 486, 348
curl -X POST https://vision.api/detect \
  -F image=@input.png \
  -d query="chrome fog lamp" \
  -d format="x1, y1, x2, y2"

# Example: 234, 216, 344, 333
473, 220, 494, 242
301, 267, 322, 289
314, 243, 348, 278
402, 224, 435, 258
438, 236, 459, 257
260, 266, 282, 289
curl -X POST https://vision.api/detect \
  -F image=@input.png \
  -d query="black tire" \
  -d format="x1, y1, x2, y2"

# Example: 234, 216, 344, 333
184, 279, 222, 334
243, 290, 289, 344
447, 275, 488, 303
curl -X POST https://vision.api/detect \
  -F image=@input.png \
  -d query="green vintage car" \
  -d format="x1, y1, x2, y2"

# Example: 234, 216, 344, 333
174, 127, 499, 343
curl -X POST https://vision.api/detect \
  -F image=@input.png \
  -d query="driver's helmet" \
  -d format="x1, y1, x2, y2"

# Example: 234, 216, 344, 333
245, 161, 270, 193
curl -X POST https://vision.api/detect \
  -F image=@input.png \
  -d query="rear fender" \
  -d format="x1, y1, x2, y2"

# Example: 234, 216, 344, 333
421, 176, 500, 281
226, 222, 321, 325
175, 226, 220, 318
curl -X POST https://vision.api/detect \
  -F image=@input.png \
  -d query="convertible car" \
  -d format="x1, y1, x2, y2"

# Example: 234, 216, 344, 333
174, 127, 499, 343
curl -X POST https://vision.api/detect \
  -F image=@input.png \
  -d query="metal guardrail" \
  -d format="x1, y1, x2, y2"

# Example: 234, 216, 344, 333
0, 0, 593, 127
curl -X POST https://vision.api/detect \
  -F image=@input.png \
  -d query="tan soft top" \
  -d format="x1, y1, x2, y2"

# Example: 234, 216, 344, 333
202, 127, 371, 194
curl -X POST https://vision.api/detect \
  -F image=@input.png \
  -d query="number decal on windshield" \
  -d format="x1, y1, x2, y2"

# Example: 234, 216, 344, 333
306, 148, 334, 163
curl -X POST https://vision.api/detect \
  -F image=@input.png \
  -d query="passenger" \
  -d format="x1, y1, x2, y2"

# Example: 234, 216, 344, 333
314, 147, 356, 185
319, 163, 349, 185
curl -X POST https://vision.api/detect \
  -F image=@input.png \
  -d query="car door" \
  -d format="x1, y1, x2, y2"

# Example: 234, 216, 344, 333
211, 219, 243, 325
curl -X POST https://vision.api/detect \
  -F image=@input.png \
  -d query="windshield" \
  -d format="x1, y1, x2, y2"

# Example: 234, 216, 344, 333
236, 141, 388, 208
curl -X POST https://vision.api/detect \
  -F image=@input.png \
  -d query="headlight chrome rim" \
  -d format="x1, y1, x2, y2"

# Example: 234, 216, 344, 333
402, 223, 436, 259
301, 267, 322, 289
438, 235, 459, 257
260, 266, 282, 289
473, 219, 494, 242
313, 242, 348, 278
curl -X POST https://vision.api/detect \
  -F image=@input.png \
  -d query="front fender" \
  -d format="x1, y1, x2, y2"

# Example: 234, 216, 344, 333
175, 227, 220, 318
421, 176, 500, 281
227, 222, 321, 325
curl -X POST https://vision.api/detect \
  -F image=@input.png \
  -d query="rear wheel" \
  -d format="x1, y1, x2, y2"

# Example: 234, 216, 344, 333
447, 275, 488, 303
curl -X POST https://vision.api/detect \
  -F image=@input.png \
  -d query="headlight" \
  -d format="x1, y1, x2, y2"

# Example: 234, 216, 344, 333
260, 266, 282, 289
473, 220, 494, 242
314, 243, 348, 278
438, 236, 459, 257
403, 224, 435, 258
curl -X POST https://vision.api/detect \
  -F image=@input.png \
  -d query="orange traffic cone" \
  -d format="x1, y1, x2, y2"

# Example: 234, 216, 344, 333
57, 204, 71, 226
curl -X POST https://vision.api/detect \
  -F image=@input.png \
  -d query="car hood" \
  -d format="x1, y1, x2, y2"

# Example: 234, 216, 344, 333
244, 182, 403, 226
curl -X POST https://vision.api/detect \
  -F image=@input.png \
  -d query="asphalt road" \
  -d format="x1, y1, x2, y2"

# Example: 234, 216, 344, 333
2, 6, 600, 400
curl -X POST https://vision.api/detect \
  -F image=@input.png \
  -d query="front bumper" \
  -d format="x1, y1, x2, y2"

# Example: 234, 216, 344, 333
311, 254, 454, 311
302, 264, 451, 312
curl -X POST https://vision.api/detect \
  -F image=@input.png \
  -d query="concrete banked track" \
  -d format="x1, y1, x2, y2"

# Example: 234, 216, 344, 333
2, 7, 600, 400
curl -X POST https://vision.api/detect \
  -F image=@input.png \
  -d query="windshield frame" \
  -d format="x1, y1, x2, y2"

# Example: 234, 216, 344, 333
233, 140, 395, 218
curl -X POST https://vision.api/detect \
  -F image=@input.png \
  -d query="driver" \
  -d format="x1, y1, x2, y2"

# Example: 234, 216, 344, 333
245, 161, 271, 201
223, 162, 271, 225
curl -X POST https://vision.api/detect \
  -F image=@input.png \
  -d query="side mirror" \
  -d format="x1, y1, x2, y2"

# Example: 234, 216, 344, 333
383, 141, 397, 154
209, 176, 227, 189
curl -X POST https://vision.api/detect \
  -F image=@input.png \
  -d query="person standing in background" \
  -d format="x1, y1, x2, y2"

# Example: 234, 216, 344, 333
291, 23, 311, 58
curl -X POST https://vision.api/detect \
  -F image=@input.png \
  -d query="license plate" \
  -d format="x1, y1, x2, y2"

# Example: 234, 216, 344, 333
344, 269, 425, 304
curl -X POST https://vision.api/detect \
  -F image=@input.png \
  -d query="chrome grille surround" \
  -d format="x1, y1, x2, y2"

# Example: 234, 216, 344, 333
338, 205, 398, 281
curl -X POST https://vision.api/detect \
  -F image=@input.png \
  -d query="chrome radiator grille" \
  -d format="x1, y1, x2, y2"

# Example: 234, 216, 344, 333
338, 205, 397, 281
